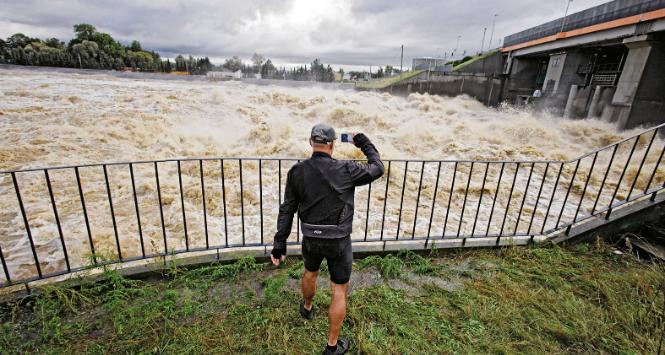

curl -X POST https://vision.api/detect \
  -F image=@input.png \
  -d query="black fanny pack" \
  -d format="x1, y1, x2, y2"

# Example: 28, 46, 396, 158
301, 222, 350, 239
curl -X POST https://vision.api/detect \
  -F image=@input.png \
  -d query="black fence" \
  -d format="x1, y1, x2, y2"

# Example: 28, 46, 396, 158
0, 123, 664, 288
503, 0, 665, 47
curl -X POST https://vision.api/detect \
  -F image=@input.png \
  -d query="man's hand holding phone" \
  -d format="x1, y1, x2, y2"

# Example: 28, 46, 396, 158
341, 132, 360, 143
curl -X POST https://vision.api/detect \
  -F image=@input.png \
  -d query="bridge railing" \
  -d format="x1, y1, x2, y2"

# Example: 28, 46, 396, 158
0, 123, 664, 288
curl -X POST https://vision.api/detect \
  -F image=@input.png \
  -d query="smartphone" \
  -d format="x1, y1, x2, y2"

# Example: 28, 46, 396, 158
341, 133, 353, 143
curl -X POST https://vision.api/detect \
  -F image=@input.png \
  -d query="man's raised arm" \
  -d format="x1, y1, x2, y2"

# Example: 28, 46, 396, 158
346, 133, 384, 186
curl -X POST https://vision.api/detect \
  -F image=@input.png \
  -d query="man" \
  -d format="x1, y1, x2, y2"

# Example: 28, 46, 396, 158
270, 123, 384, 354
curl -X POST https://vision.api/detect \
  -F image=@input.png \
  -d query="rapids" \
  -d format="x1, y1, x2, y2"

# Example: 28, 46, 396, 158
0, 68, 663, 283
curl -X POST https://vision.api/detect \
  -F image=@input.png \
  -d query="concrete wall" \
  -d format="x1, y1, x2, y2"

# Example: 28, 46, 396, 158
390, 73, 503, 106
383, 53, 506, 106
457, 52, 505, 75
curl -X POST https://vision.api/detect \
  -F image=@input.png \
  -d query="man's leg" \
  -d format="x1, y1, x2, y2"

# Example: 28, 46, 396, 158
325, 236, 353, 350
327, 281, 349, 347
302, 269, 319, 310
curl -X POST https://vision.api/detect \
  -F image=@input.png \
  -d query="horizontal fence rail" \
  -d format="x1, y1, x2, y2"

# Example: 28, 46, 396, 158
0, 123, 664, 288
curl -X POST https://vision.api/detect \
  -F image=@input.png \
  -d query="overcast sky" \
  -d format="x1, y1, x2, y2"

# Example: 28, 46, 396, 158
0, 0, 610, 70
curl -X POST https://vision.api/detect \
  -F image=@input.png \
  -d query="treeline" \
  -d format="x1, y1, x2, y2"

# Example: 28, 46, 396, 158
0, 23, 343, 81
0, 24, 213, 74
221, 54, 338, 82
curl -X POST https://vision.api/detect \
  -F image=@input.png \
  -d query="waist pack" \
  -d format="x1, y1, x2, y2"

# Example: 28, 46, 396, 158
301, 222, 350, 239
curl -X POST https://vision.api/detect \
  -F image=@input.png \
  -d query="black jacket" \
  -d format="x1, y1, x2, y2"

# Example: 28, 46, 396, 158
273, 134, 384, 251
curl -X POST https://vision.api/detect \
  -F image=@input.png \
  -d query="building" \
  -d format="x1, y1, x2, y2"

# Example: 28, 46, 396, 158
206, 69, 242, 80
411, 57, 452, 72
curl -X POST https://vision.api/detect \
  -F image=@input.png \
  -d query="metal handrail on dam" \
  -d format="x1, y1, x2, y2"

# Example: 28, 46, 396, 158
0, 123, 664, 289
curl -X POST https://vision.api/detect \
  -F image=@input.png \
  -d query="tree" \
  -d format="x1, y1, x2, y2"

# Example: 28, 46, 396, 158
72, 40, 99, 68
326, 65, 334, 82
130, 40, 142, 52
2, 23, 213, 74
44, 38, 64, 49
92, 32, 125, 60
174, 55, 185, 71
385, 65, 393, 76
126, 50, 154, 71
223, 56, 243, 72
261, 58, 276, 77
6, 33, 35, 49
73, 24, 96, 41
311, 58, 323, 81
251, 53, 265, 72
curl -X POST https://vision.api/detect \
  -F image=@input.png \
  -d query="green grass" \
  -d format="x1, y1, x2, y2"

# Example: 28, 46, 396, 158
1, 244, 664, 354
452, 50, 498, 72
355, 70, 425, 89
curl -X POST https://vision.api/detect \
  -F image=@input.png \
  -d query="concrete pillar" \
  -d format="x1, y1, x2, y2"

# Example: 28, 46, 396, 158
587, 86, 602, 119
612, 35, 653, 127
564, 84, 578, 118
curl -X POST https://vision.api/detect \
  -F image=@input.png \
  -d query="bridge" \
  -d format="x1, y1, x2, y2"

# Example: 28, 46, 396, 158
0, 122, 663, 297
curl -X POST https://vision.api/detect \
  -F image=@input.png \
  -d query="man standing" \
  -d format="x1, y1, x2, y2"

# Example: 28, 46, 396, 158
270, 123, 384, 354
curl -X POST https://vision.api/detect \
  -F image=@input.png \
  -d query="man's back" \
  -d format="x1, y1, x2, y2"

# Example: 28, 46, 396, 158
273, 133, 384, 247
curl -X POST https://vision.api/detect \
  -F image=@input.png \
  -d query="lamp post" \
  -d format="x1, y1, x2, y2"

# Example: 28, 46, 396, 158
481, 27, 487, 53
560, 0, 573, 33
454, 35, 461, 58
489, 14, 498, 50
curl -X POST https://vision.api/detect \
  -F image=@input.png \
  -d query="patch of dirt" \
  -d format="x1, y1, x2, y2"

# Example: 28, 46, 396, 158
348, 267, 382, 293
406, 273, 461, 292
387, 279, 423, 296
450, 259, 474, 273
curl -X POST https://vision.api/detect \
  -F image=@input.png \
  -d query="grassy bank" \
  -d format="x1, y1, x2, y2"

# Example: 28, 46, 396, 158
355, 70, 424, 89
1, 244, 663, 354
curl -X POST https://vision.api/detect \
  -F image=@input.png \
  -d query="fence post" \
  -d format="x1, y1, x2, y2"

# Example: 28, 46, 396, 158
11, 172, 42, 278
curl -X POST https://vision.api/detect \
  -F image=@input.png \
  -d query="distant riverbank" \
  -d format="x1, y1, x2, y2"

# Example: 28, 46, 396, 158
0, 64, 356, 90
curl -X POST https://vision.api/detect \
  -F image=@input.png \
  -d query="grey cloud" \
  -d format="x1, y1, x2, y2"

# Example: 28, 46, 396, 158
0, 0, 610, 69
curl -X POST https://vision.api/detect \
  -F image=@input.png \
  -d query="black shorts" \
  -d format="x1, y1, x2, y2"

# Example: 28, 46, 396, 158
302, 236, 353, 284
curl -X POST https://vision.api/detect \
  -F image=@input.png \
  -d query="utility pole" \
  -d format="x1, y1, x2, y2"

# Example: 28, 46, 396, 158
481, 27, 487, 54
400, 44, 404, 74
489, 14, 498, 50
454, 35, 461, 58
560, 0, 573, 33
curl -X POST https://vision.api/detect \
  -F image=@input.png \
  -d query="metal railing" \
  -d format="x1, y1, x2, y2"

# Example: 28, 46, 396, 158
0, 123, 664, 288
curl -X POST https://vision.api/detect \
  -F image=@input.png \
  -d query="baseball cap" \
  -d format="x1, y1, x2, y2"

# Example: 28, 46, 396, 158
310, 123, 337, 144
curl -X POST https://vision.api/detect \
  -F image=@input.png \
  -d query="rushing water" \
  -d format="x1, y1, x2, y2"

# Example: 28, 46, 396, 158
0, 67, 663, 283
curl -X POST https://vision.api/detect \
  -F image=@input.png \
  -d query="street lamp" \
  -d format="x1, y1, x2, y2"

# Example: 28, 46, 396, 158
454, 35, 461, 58
489, 14, 498, 50
560, 0, 573, 33
481, 27, 487, 53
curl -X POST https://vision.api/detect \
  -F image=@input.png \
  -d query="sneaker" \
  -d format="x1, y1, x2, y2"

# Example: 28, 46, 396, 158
322, 338, 350, 354
300, 299, 314, 320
